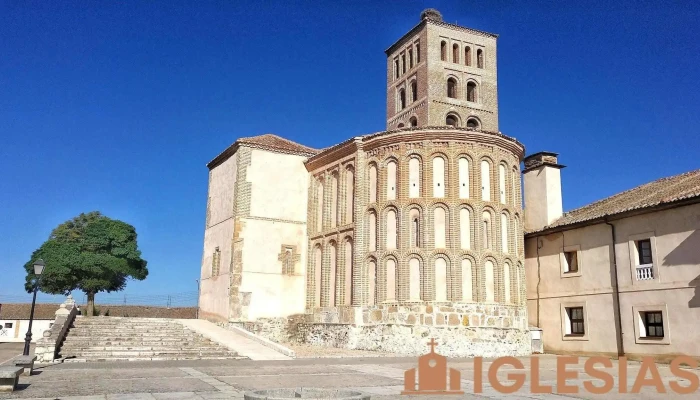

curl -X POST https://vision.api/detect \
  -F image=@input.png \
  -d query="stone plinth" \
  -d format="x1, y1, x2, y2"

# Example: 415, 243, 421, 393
12, 355, 37, 376
244, 388, 369, 400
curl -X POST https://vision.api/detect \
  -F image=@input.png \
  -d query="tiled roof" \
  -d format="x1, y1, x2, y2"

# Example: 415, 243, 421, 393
529, 169, 700, 234
207, 134, 320, 169
0, 303, 61, 320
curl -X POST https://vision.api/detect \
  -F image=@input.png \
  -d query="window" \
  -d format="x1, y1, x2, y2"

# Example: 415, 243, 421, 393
408, 157, 420, 197
467, 118, 479, 129
567, 307, 585, 335
345, 167, 354, 224
477, 49, 484, 68
440, 41, 447, 61
480, 160, 491, 201
409, 116, 417, 127
330, 172, 339, 228
482, 211, 491, 249
564, 251, 579, 273
282, 247, 294, 275
316, 180, 324, 231
4, 322, 12, 329
467, 81, 477, 102
416, 41, 421, 63
446, 114, 458, 127
397, 123, 405, 128
411, 81, 418, 102
452, 43, 459, 63
409, 48, 413, 68
465, 46, 472, 66
637, 239, 653, 265
399, 88, 406, 110
368, 164, 377, 203
643, 311, 664, 338
447, 78, 457, 98
434, 207, 447, 248
401, 54, 406, 74
412, 217, 420, 247
387, 160, 397, 200
394, 59, 399, 79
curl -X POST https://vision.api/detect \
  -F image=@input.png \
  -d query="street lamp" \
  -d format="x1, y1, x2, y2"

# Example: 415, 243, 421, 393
23, 259, 45, 356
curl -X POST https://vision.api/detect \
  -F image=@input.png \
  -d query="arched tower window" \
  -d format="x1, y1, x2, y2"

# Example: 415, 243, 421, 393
481, 160, 491, 201
409, 116, 418, 127
408, 157, 421, 198
344, 239, 353, 305
386, 258, 397, 301
409, 208, 421, 247
434, 207, 447, 249
467, 118, 479, 129
397, 123, 405, 128
447, 78, 457, 98
386, 209, 397, 250
368, 164, 377, 203
467, 81, 477, 102
409, 48, 413, 68
411, 81, 418, 102
446, 113, 459, 127
399, 88, 406, 109
432, 156, 445, 198
460, 208, 471, 250
394, 59, 399, 79
435, 258, 448, 301
484, 260, 495, 302
368, 211, 377, 251
482, 211, 492, 249
409, 258, 421, 300
498, 164, 506, 204
477, 49, 484, 68
462, 259, 473, 301
345, 167, 354, 224
458, 157, 470, 198
501, 213, 509, 253
452, 43, 459, 63
401, 54, 406, 74
368, 258, 377, 305
504, 262, 511, 304
440, 41, 447, 61
465, 46, 472, 66
386, 160, 397, 200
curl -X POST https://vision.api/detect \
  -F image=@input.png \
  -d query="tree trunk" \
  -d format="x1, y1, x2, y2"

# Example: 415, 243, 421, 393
87, 292, 95, 317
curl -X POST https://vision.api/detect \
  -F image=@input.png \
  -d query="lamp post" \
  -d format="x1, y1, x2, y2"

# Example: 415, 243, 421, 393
23, 259, 45, 356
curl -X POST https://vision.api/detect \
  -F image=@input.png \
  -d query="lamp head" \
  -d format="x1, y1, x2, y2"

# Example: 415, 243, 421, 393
33, 259, 45, 276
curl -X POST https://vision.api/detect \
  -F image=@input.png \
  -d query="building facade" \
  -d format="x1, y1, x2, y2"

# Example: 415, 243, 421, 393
523, 154, 700, 361
199, 9, 532, 357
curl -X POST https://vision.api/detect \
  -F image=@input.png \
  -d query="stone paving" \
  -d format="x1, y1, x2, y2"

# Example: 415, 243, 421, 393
0, 353, 698, 399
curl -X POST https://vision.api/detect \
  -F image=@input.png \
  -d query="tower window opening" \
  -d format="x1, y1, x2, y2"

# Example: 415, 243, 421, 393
477, 49, 484, 68
416, 42, 421, 63
440, 41, 447, 61
394, 59, 399, 79
452, 43, 459, 63
399, 88, 406, 110
409, 116, 417, 127
467, 81, 477, 102
411, 81, 417, 102
447, 78, 457, 98
409, 49, 413, 68
467, 118, 479, 129
401, 54, 406, 74
446, 114, 459, 127
465, 46, 472, 66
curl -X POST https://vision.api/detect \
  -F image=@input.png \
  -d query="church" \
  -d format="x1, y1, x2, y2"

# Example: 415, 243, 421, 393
198, 9, 700, 358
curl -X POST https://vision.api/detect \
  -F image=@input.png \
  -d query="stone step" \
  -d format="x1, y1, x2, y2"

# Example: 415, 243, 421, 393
61, 340, 214, 347
63, 355, 245, 362
66, 331, 193, 337
60, 345, 225, 352
61, 349, 238, 357
69, 327, 189, 332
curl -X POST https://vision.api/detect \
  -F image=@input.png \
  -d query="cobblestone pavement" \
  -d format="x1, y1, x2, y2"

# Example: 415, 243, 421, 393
0, 355, 698, 399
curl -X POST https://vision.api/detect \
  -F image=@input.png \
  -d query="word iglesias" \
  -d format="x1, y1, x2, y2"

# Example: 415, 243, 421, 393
473, 356, 699, 394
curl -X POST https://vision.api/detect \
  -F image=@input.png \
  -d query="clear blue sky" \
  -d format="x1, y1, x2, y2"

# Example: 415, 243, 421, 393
1, 1, 698, 305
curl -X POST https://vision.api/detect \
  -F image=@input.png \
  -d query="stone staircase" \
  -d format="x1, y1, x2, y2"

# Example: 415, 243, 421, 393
59, 316, 243, 362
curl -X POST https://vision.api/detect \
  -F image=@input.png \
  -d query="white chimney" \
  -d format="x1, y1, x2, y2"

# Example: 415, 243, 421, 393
523, 152, 565, 232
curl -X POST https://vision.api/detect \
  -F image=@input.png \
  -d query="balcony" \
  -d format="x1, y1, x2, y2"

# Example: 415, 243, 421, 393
635, 264, 654, 281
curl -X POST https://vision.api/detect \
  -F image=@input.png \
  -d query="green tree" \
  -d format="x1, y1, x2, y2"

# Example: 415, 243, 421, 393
24, 212, 148, 316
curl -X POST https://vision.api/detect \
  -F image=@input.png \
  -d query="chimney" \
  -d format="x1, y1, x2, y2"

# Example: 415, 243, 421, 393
523, 152, 565, 231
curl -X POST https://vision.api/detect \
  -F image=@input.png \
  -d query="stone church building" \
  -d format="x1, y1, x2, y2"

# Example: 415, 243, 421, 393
198, 9, 700, 358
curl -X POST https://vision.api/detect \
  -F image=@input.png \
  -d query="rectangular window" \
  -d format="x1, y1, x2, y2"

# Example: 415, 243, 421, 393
564, 251, 579, 273
637, 239, 653, 265
643, 311, 664, 338
4, 322, 12, 328
567, 307, 585, 335
416, 41, 420, 63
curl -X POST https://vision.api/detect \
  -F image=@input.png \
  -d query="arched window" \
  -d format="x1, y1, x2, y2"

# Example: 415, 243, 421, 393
401, 54, 406, 74
416, 41, 421, 63
409, 257, 421, 300
408, 48, 413, 69
504, 262, 511, 304
467, 81, 477, 102
327, 241, 337, 306
485, 260, 495, 302
434, 207, 447, 249
368, 259, 377, 305
432, 156, 445, 198
345, 167, 354, 224
501, 213, 509, 253
313, 245, 322, 306
368, 164, 377, 203
330, 172, 339, 228
435, 258, 448, 301
399, 88, 406, 109
460, 208, 471, 250
387, 160, 397, 200
512, 166, 519, 207
386, 258, 397, 301
462, 259, 473, 301
411, 81, 418, 102
368, 211, 377, 251
482, 211, 492, 249
446, 114, 459, 127
394, 59, 399, 79
481, 160, 491, 201
344, 239, 353, 305
452, 43, 459, 63
409, 208, 421, 247
386, 209, 397, 250
477, 49, 484, 68
440, 41, 447, 61
465, 46, 472, 66
516, 262, 523, 304
316, 180, 324, 232
397, 123, 405, 128
513, 217, 520, 256
458, 157, 470, 198
467, 118, 479, 129
409, 116, 418, 127
499, 164, 506, 204
408, 157, 420, 198
447, 78, 457, 98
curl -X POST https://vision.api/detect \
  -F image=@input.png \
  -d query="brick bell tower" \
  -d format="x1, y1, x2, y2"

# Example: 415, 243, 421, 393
385, 9, 499, 132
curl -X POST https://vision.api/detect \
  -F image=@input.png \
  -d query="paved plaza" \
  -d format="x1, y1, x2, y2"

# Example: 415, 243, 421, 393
0, 342, 698, 399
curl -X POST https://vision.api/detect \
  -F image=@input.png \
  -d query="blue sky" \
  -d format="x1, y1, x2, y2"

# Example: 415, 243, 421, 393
1, 1, 698, 305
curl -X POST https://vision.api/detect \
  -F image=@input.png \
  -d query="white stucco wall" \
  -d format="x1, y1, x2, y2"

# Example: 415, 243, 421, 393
0, 319, 52, 343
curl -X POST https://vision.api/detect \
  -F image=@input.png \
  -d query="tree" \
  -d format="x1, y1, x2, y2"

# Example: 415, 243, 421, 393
24, 212, 148, 316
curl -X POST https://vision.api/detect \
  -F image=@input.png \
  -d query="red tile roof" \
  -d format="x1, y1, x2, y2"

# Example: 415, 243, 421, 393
207, 134, 320, 169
